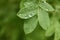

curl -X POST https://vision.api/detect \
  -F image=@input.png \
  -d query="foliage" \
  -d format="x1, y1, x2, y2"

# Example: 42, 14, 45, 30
0, 0, 60, 40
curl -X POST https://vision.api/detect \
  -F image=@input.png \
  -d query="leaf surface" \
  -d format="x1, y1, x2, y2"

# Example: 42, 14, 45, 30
39, 1, 54, 11
24, 16, 38, 34
38, 9, 50, 30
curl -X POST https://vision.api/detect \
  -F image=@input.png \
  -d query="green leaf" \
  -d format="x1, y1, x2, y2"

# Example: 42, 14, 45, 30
54, 20, 60, 40
38, 9, 50, 30
39, 1, 54, 11
20, 1, 37, 8
17, 5, 37, 19
24, 16, 38, 34
18, 1, 38, 19
45, 26, 54, 37
45, 18, 55, 37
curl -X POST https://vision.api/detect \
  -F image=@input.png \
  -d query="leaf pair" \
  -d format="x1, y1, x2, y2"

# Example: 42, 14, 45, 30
24, 8, 50, 34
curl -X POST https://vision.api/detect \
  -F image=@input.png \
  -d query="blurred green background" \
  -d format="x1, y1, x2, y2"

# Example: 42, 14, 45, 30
0, 0, 24, 40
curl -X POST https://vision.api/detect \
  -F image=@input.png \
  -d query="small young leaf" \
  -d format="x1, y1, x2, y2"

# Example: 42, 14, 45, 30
54, 20, 60, 40
45, 18, 55, 37
17, 6, 37, 19
38, 9, 50, 30
39, 1, 54, 11
45, 26, 54, 37
24, 16, 38, 34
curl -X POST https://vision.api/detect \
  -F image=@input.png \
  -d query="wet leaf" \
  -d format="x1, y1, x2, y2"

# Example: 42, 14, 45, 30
39, 1, 54, 11
24, 16, 38, 34
17, 6, 37, 19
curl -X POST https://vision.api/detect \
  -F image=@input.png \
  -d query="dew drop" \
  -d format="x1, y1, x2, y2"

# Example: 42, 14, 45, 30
18, 13, 35, 19
23, 15, 29, 19
24, 17, 28, 19
29, 15, 32, 17
17, 10, 36, 19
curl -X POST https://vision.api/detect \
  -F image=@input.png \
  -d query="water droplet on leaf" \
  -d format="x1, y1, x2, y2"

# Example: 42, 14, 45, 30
17, 6, 37, 19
